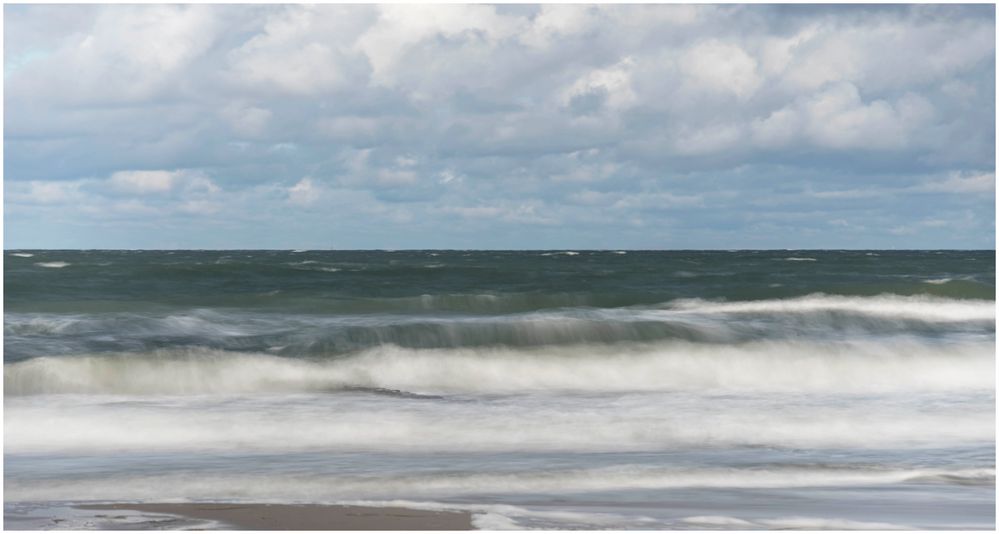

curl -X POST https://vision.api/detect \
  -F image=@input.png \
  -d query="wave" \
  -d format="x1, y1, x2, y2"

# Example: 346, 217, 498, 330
34, 261, 70, 268
287, 261, 343, 273
5, 338, 994, 396
667, 294, 995, 322
6, 268, 995, 314
5, 465, 992, 503
10, 252, 34, 258
680, 515, 912, 530
5, 294, 993, 362
6, 364, 993, 454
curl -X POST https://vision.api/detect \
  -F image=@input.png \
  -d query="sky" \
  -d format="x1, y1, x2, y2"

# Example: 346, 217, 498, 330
4, 4, 996, 249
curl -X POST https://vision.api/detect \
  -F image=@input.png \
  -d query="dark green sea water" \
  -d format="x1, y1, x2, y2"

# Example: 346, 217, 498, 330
4, 250, 996, 529
5, 249, 995, 312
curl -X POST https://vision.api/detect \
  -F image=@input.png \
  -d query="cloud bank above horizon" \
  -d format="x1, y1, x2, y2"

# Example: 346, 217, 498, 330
4, 4, 995, 249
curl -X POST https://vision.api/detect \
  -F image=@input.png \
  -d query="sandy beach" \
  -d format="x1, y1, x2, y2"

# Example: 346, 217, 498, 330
76, 503, 473, 530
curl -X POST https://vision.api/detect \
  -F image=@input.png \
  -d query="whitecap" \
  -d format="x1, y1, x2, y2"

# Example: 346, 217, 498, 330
34, 261, 70, 268
10, 252, 34, 258
669, 293, 995, 322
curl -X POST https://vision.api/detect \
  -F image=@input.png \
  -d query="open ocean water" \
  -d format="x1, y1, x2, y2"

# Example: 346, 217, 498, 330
3, 249, 995, 530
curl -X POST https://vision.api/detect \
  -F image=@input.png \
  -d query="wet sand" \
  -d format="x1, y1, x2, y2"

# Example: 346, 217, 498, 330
77, 503, 474, 530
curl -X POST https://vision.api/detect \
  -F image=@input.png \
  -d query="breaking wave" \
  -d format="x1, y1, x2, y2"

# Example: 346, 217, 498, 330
666, 294, 995, 322
5, 337, 993, 396
5, 294, 993, 362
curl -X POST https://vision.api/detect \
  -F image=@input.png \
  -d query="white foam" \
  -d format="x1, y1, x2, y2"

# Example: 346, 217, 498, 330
668, 294, 995, 322
925, 278, 953, 285
4, 312, 250, 337
682, 515, 912, 530
783, 257, 817, 261
471, 512, 523, 530
5, 466, 992, 504
34, 261, 70, 268
10, 252, 34, 257
329, 499, 651, 529
5, 337, 994, 397
5, 379, 993, 454
681, 515, 754, 527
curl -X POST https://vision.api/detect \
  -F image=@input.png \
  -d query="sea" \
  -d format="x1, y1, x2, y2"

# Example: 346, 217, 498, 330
3, 249, 995, 530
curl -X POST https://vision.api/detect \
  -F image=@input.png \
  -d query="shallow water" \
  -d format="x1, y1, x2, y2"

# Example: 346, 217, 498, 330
4, 250, 995, 529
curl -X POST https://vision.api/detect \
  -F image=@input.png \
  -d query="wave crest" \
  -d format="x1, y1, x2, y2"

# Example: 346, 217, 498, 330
5, 338, 993, 396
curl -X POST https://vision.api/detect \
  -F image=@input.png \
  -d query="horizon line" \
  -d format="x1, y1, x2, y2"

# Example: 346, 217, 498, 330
4, 248, 995, 252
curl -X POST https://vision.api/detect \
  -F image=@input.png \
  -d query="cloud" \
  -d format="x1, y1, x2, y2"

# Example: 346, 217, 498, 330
6, 181, 84, 204
441, 200, 558, 225
562, 57, 637, 111
803, 84, 934, 150
749, 82, 936, 151
287, 177, 320, 205
108, 170, 178, 194
107, 169, 218, 196
8, 5, 219, 104
679, 40, 761, 100
226, 6, 370, 95
917, 171, 995, 194
356, 4, 524, 86
220, 102, 273, 138
4, 4, 994, 249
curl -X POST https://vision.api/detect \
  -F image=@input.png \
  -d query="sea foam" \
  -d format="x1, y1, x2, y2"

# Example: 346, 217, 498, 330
4, 465, 993, 502
5, 337, 994, 396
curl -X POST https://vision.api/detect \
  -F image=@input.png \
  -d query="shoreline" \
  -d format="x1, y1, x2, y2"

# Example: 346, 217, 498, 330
74, 503, 474, 530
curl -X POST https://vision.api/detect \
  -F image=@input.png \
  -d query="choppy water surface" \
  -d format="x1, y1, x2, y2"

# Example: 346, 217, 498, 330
4, 250, 995, 529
